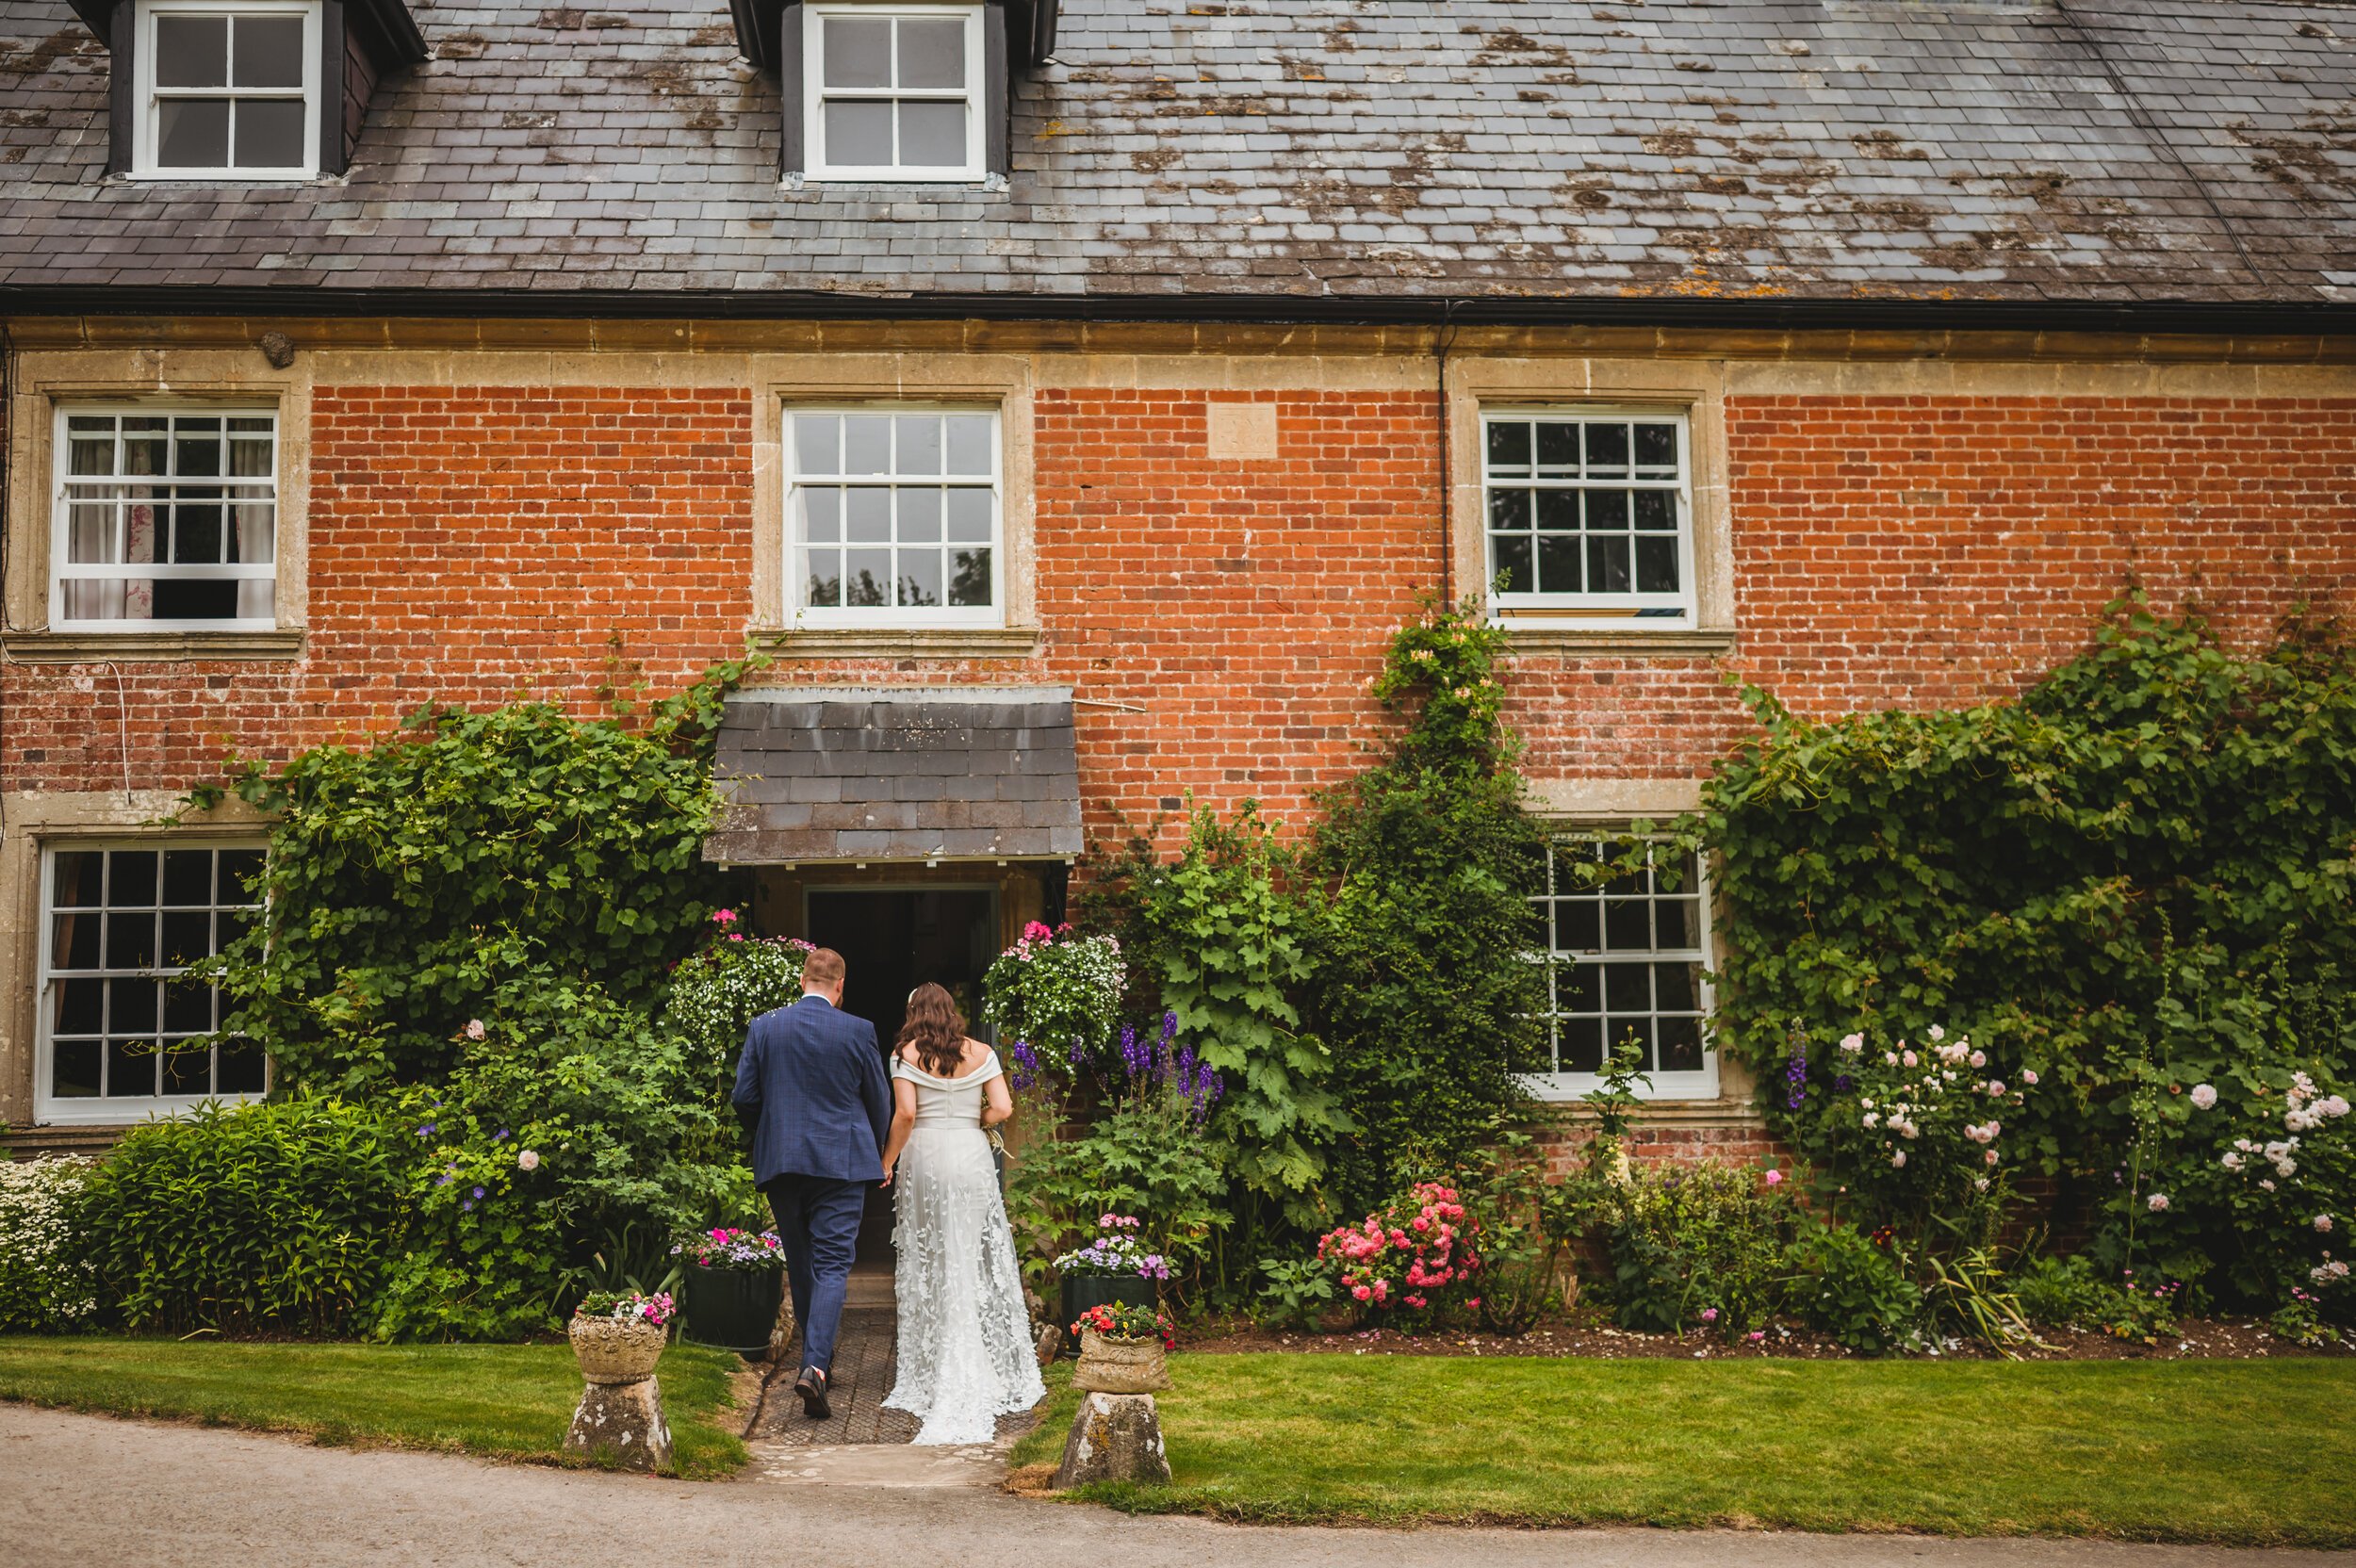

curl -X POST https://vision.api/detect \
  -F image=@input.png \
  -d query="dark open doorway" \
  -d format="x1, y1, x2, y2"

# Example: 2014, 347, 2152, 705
803, 885, 1000, 1274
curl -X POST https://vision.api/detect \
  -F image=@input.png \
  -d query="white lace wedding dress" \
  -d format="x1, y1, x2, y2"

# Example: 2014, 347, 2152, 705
881, 1048, 1045, 1446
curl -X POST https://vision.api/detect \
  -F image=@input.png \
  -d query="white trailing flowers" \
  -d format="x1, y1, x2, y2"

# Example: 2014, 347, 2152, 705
0, 1155, 99, 1331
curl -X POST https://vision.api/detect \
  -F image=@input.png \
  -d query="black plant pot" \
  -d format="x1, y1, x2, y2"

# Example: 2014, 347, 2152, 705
681, 1265, 784, 1358
1059, 1274, 1159, 1336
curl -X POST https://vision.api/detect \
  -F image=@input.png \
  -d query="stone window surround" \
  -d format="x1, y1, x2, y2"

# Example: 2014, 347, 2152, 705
749, 352, 1039, 659
2, 348, 311, 662
1448, 357, 1735, 656
1527, 777, 1751, 1111
0, 789, 275, 1128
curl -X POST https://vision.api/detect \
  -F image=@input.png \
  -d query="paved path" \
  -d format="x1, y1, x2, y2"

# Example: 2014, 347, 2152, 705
1, 1404, 2338, 1568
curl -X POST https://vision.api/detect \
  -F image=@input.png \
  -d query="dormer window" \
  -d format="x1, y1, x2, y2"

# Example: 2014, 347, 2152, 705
138, 0, 319, 178
804, 4, 983, 181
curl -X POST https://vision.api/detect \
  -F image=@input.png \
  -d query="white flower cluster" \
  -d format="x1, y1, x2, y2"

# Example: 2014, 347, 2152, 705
1844, 1025, 2026, 1177
2283, 1072, 2351, 1134
0, 1155, 99, 1329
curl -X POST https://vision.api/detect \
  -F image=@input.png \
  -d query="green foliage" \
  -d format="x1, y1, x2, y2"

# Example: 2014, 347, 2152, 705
1582, 1159, 1798, 1337
200, 698, 726, 1096
1780, 1222, 1921, 1354
0, 1157, 98, 1333
2008, 1252, 2184, 1342
78, 1100, 403, 1337
1922, 1247, 2041, 1354
1697, 600, 2356, 1306
1252, 1257, 1336, 1331
662, 921, 812, 1106
1428, 1131, 1579, 1333
1307, 595, 1548, 1212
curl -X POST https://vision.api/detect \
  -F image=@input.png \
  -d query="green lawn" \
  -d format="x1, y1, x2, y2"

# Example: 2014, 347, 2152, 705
1012, 1353, 2356, 1544
0, 1336, 749, 1479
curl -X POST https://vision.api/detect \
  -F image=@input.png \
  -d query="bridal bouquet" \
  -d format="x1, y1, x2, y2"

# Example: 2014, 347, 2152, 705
1053, 1214, 1174, 1281
575, 1288, 676, 1328
670, 1227, 786, 1271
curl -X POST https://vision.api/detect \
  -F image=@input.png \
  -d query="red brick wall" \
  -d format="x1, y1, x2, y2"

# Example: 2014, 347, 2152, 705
8, 384, 2355, 836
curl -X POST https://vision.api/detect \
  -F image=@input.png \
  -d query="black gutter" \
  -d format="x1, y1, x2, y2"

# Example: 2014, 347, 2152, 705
1, 286, 2349, 338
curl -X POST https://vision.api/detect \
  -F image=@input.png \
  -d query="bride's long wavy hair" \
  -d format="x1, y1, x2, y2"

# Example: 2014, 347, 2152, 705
896, 983, 969, 1078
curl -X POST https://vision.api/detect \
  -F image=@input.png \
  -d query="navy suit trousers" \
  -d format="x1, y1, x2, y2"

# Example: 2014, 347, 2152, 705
761, 1173, 868, 1377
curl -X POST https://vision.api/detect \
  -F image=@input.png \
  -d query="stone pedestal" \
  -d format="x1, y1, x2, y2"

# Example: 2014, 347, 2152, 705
564, 1376, 674, 1473
1052, 1392, 1170, 1489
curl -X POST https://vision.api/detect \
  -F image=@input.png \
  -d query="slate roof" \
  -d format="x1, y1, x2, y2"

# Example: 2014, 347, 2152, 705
2, 0, 2353, 310
707, 687, 1083, 864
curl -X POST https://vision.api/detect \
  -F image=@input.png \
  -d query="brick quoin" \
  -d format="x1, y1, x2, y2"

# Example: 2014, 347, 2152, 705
8, 388, 2354, 850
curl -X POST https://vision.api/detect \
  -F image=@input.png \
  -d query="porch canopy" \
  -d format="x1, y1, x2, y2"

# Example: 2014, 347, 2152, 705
705, 686, 1083, 865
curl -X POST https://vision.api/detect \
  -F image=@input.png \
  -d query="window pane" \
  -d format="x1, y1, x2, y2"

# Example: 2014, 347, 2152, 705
896, 549, 942, 608
1487, 488, 1530, 531
897, 17, 965, 88
898, 487, 941, 542
1555, 899, 1599, 954
804, 550, 842, 607
1491, 533, 1531, 595
52, 913, 101, 971
1635, 534, 1679, 595
844, 550, 890, 607
944, 415, 991, 475
1535, 534, 1579, 596
106, 911, 158, 971
1655, 897, 1695, 949
1560, 1016, 1604, 1074
165, 974, 216, 1034
1658, 1013, 1704, 1072
154, 579, 243, 622
843, 415, 892, 475
156, 99, 231, 169
824, 98, 893, 166
1632, 490, 1676, 531
823, 16, 892, 87
217, 848, 264, 902
53, 851, 105, 907
111, 978, 158, 1036
111, 852, 159, 906
1634, 422, 1678, 470
162, 1042, 214, 1095
233, 97, 308, 169
1584, 423, 1629, 473
1485, 421, 1530, 473
844, 487, 890, 542
894, 415, 942, 476
1603, 898, 1650, 951
233, 13, 305, 87
792, 415, 841, 475
948, 547, 991, 606
1586, 534, 1631, 594
1656, 962, 1698, 1014
52, 977, 104, 1036
217, 1038, 266, 1093
160, 909, 212, 967
897, 101, 965, 168
1535, 490, 1578, 531
1585, 490, 1628, 531
107, 1039, 158, 1097
1534, 422, 1579, 474
52, 1039, 101, 1099
800, 486, 841, 543
171, 501, 226, 564
154, 15, 228, 87
943, 487, 991, 542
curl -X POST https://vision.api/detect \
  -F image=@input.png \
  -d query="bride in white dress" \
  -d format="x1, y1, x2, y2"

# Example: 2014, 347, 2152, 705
876, 982, 1045, 1446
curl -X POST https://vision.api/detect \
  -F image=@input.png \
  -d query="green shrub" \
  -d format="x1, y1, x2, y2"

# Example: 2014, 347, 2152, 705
0, 1156, 99, 1332
80, 1100, 402, 1336
1585, 1160, 1797, 1336
1781, 1222, 1921, 1353
1696, 601, 2356, 1308
2008, 1252, 2184, 1342
663, 919, 813, 1107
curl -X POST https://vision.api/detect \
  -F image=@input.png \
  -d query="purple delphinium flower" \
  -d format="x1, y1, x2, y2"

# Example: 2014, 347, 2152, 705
1161, 1010, 1178, 1043
1007, 1038, 1040, 1090
1065, 1034, 1088, 1068
1785, 1044, 1808, 1111
1833, 1074, 1854, 1094
1120, 1023, 1152, 1079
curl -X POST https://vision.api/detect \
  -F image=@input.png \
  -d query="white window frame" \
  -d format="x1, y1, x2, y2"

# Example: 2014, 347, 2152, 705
50, 402, 282, 633
1481, 405, 1697, 629
802, 2, 985, 183
1524, 834, 1719, 1103
35, 840, 271, 1126
132, 0, 321, 181
785, 404, 1006, 629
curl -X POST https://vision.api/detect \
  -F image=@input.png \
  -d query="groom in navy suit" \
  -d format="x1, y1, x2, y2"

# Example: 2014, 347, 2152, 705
731, 946, 892, 1419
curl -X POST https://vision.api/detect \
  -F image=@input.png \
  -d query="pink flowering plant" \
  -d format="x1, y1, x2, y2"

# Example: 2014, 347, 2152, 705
670, 1226, 786, 1272
1818, 1024, 2034, 1238
1051, 1214, 1175, 1282
574, 1288, 675, 1329
1313, 1182, 1483, 1326
980, 923, 1126, 1097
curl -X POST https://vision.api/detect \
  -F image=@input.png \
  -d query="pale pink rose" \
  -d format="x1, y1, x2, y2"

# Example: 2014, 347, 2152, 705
464, 1019, 486, 1040
1984, 1150, 1999, 1166
1839, 1033, 1864, 1054
2316, 1215, 2336, 1233
517, 1150, 540, 1171
1927, 1025, 1946, 1042
1901, 1051, 1919, 1069
2189, 1084, 2217, 1111
1891, 1151, 1907, 1168
1968, 1051, 1987, 1070
2146, 1192, 2169, 1213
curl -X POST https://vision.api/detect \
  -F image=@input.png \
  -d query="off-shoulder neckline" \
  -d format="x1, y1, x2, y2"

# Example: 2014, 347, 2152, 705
893, 1044, 1000, 1086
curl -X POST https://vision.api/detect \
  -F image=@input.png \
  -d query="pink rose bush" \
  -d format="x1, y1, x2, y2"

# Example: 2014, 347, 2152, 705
1314, 1183, 1483, 1324
1821, 1024, 2035, 1232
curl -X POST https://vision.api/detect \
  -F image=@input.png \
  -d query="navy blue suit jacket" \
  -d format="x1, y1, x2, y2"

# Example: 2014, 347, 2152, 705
731, 994, 892, 1185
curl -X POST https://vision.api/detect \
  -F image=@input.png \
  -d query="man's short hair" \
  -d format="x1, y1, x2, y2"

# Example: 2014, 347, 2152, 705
802, 947, 846, 989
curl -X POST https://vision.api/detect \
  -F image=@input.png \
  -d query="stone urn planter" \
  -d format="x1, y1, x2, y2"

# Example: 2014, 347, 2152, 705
681, 1266, 784, 1358
1073, 1328, 1170, 1395
568, 1315, 669, 1385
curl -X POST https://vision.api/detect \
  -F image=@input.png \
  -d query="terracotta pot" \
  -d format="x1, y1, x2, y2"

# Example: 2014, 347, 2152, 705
1073, 1327, 1170, 1394
569, 1314, 668, 1384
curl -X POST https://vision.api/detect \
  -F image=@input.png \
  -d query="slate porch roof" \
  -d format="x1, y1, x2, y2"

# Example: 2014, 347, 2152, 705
1, 0, 2353, 311
706, 687, 1082, 865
